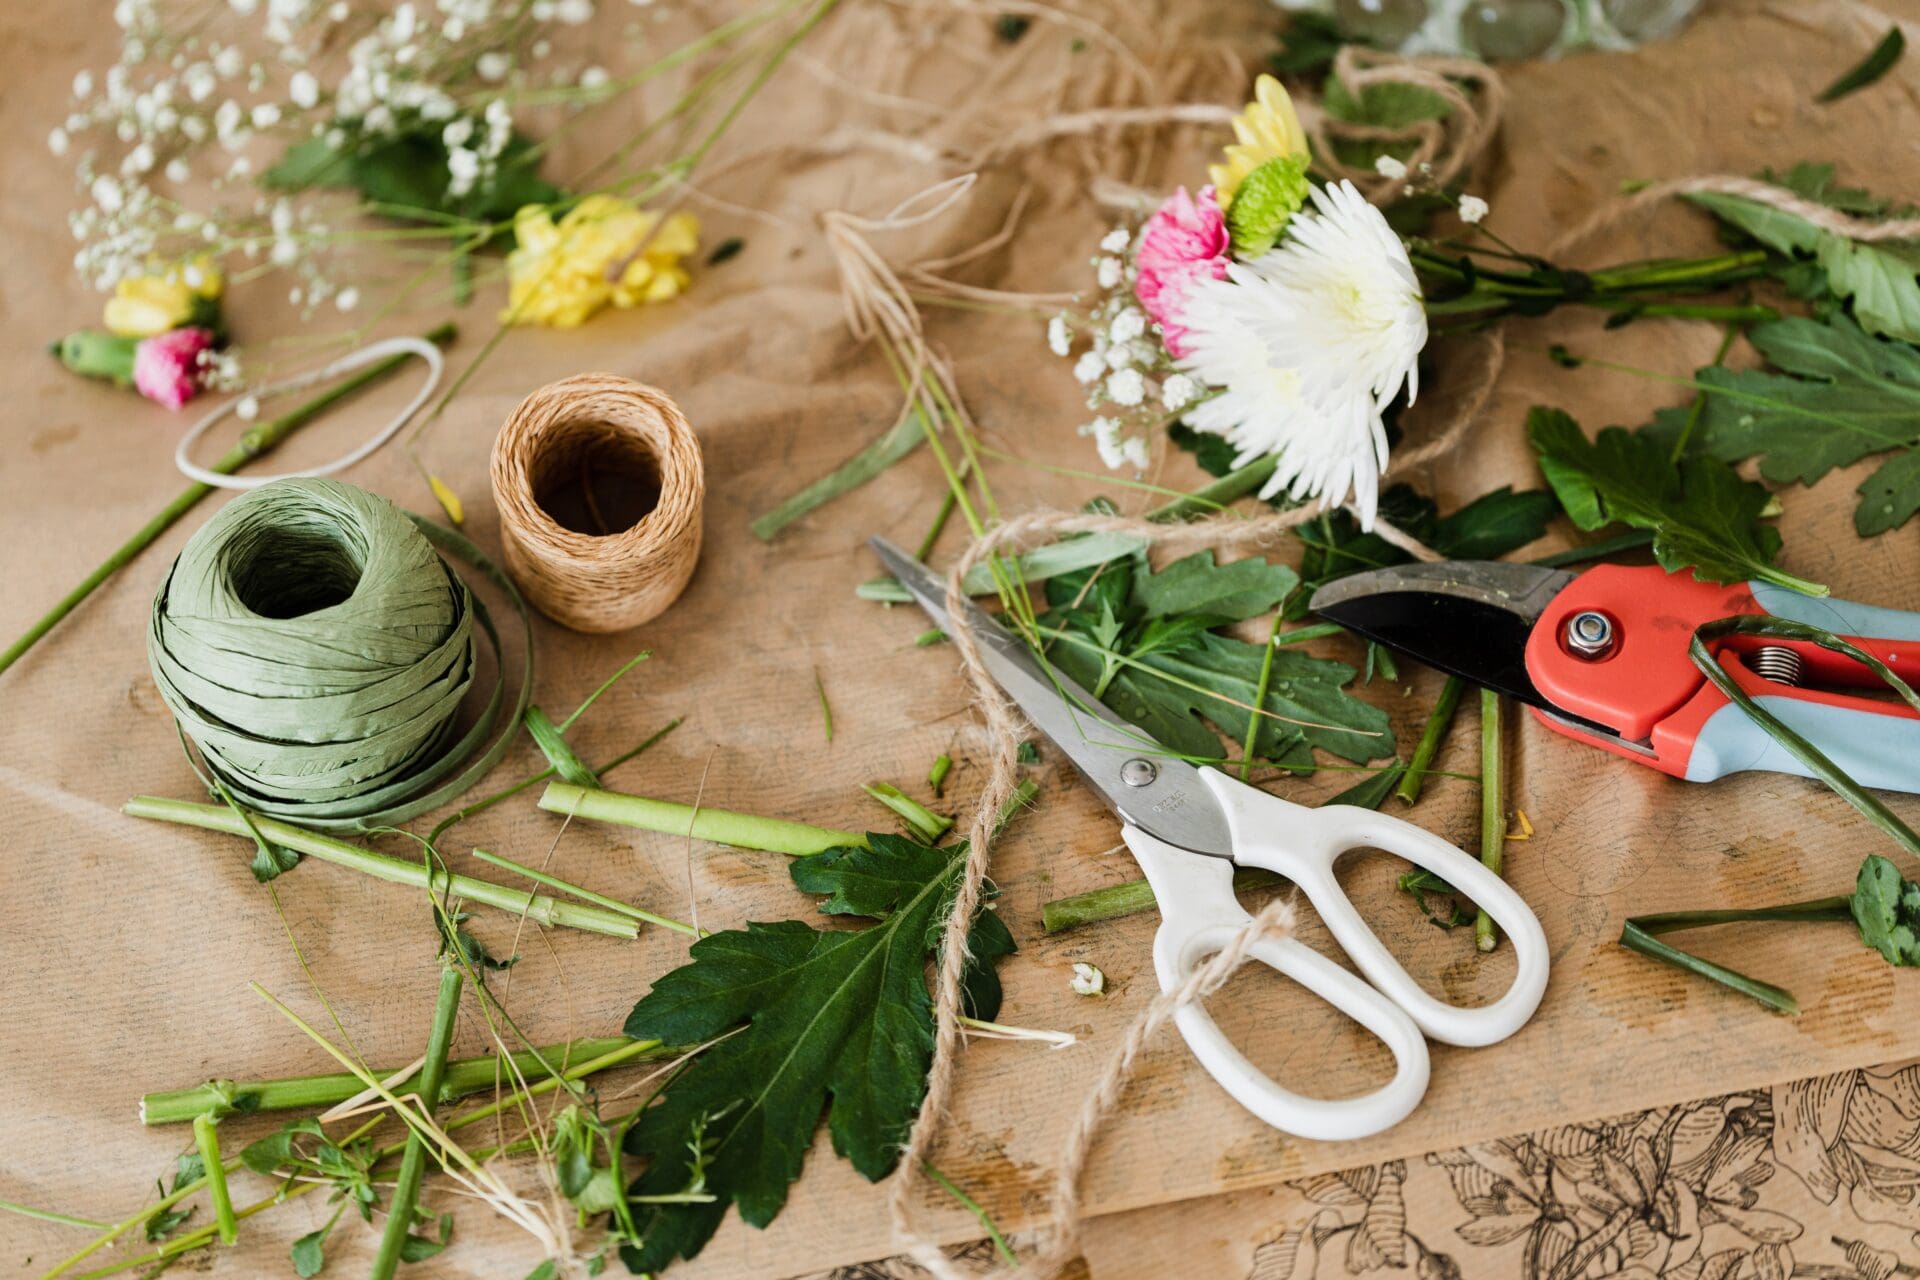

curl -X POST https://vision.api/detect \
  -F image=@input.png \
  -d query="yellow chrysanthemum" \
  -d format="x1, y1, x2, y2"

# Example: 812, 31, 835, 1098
502, 194, 699, 328
103, 255, 224, 338
1209, 74, 1309, 208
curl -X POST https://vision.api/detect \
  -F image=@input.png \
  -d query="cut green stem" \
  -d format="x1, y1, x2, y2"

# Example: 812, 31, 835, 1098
1042, 867, 1283, 933
468, 847, 699, 936
124, 795, 638, 938
923, 1163, 1017, 1266
1475, 689, 1504, 953
0, 323, 456, 679
140, 1036, 655, 1124
864, 781, 953, 842
190, 1114, 237, 1246
929, 754, 954, 796
428, 717, 681, 845
541, 781, 863, 855
1240, 611, 1286, 780
1396, 676, 1463, 806
369, 965, 461, 1280
0, 1201, 108, 1231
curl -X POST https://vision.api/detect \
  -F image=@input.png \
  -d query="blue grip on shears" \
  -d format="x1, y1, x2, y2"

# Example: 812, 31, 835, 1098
1750, 582, 1920, 642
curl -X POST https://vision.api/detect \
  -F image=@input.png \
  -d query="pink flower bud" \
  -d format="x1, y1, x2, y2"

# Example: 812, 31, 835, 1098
132, 326, 214, 410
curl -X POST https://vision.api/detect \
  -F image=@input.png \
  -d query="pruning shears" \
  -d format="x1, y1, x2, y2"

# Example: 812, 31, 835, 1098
1312, 561, 1920, 794
870, 537, 1549, 1142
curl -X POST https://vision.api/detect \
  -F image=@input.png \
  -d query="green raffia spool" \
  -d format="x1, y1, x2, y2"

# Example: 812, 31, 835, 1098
147, 476, 532, 831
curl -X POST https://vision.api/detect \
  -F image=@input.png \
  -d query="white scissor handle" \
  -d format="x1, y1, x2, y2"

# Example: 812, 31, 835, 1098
1198, 767, 1550, 1048
1122, 825, 1430, 1141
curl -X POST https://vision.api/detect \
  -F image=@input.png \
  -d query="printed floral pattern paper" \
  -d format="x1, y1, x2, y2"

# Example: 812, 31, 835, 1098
803, 1060, 1920, 1280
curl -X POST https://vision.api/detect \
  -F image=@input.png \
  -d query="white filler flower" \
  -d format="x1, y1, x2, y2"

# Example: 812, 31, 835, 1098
1070, 962, 1105, 996
1175, 179, 1425, 529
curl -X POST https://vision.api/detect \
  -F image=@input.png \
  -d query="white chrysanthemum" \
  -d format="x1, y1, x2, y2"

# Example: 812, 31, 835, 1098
1175, 180, 1425, 529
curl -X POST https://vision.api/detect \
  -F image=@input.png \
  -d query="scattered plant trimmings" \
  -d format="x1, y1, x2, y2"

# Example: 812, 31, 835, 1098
1069, 962, 1105, 996
1623, 614, 1920, 1012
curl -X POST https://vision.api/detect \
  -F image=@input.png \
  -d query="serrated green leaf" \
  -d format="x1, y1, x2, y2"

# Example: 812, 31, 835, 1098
1130, 550, 1298, 622
618, 834, 1012, 1272
1680, 315, 1920, 534
1689, 185, 1920, 343
1528, 406, 1821, 595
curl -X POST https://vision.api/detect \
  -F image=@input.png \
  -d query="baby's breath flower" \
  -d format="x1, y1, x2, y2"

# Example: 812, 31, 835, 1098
1458, 194, 1489, 224
1047, 313, 1071, 357
1070, 963, 1105, 996
1072, 350, 1104, 385
48, 127, 70, 156
235, 394, 260, 420
1161, 372, 1198, 410
1095, 256, 1122, 290
1106, 367, 1145, 407
1099, 227, 1130, 254
1108, 307, 1146, 344
1373, 154, 1408, 181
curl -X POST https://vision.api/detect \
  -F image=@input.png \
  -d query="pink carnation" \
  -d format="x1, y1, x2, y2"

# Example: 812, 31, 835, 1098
132, 327, 214, 410
1134, 185, 1229, 357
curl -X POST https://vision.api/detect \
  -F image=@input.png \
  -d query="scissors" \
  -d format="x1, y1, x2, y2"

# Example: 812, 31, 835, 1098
1312, 562, 1920, 795
870, 538, 1550, 1142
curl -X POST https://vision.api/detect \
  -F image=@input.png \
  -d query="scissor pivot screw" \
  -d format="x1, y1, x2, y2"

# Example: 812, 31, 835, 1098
1120, 758, 1158, 788
1565, 610, 1616, 659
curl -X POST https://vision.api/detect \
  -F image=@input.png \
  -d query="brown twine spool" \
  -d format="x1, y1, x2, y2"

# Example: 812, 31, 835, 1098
490, 373, 704, 633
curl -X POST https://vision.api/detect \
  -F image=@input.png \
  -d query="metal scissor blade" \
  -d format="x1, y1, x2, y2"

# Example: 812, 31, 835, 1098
1309, 561, 1577, 712
868, 536, 1235, 859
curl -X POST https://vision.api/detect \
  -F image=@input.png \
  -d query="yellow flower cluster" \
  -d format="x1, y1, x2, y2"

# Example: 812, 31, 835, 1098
1208, 74, 1309, 206
104, 256, 224, 338
502, 195, 700, 328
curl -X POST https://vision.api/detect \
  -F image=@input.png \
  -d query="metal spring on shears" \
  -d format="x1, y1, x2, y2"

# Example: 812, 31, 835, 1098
1751, 645, 1805, 687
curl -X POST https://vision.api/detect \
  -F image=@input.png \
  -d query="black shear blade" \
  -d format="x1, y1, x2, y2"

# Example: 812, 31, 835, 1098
1309, 562, 1577, 711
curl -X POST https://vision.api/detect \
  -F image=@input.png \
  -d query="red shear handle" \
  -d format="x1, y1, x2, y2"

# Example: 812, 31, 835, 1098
1525, 565, 1920, 792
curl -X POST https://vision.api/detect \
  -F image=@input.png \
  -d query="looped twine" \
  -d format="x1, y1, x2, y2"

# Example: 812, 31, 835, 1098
490, 374, 705, 635
1304, 47, 1506, 205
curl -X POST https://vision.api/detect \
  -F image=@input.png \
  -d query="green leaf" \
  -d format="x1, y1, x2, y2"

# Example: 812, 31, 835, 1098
618, 834, 1013, 1272
1689, 184, 1920, 343
1270, 12, 1350, 77
1051, 629, 1391, 766
1327, 762, 1406, 810
1323, 75, 1451, 129
262, 137, 356, 190
1527, 406, 1821, 595
1679, 315, 1920, 534
1851, 854, 1920, 964
1765, 162, 1889, 215
398, 1214, 453, 1263
1818, 26, 1905, 103
290, 1222, 332, 1278
1129, 550, 1298, 623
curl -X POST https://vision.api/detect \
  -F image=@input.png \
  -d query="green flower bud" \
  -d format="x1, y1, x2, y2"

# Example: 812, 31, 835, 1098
53, 329, 139, 387
1225, 153, 1312, 258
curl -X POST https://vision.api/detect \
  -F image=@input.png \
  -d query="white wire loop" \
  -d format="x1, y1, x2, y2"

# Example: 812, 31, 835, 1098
174, 335, 444, 490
